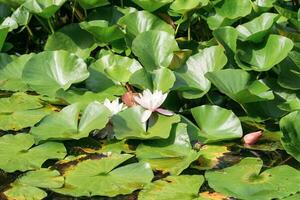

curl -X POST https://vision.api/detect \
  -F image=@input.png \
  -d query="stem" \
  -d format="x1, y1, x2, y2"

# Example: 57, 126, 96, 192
34, 16, 50, 33
187, 22, 191, 40
25, 25, 33, 37
121, 0, 124, 7
47, 18, 54, 34
206, 94, 214, 105
71, 0, 77, 22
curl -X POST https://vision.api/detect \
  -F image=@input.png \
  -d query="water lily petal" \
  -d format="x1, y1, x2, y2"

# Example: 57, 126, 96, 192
141, 109, 153, 123
156, 108, 174, 116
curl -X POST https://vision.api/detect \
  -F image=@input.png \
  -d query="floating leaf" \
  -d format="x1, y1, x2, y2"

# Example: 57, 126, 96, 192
206, 157, 300, 200
0, 53, 33, 91
0, 134, 66, 172
132, 0, 173, 12
207, 0, 252, 30
30, 102, 111, 142
277, 51, 300, 90
192, 145, 229, 170
45, 23, 96, 59
191, 105, 243, 143
118, 10, 174, 44
169, 0, 209, 15
0, 26, 8, 51
23, 0, 67, 18
139, 175, 204, 200
280, 111, 300, 162
2, 169, 64, 200
22, 50, 89, 96
136, 123, 199, 175
235, 34, 294, 71
173, 46, 227, 99
236, 13, 279, 42
80, 20, 124, 43
132, 30, 179, 71
53, 153, 153, 197
206, 69, 274, 104
0, 92, 52, 131
77, 0, 109, 9
112, 106, 180, 140
152, 68, 175, 92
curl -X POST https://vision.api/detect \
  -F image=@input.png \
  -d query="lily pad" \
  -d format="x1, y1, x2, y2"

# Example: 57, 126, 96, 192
206, 157, 300, 200
23, 0, 67, 18
207, 0, 252, 30
169, 0, 209, 15
80, 20, 124, 43
173, 45, 227, 99
192, 145, 229, 170
2, 169, 64, 200
136, 123, 199, 175
118, 10, 174, 45
191, 105, 243, 143
53, 153, 154, 197
0, 53, 33, 91
111, 106, 180, 140
139, 175, 204, 200
132, 30, 179, 71
280, 111, 300, 162
30, 102, 111, 142
236, 13, 279, 42
0, 26, 9, 51
45, 23, 96, 59
235, 34, 294, 71
206, 69, 274, 104
22, 50, 89, 96
0, 134, 66, 172
0, 92, 52, 131
132, 0, 173, 12
77, 0, 109, 9
277, 51, 300, 90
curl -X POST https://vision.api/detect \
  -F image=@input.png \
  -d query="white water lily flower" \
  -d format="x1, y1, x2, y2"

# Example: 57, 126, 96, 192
103, 98, 126, 115
134, 89, 174, 122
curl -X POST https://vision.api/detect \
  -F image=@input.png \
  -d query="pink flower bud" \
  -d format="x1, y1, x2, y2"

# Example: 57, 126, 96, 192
243, 131, 263, 145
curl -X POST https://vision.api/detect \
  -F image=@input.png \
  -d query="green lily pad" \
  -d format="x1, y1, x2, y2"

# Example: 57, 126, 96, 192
80, 20, 124, 43
236, 13, 279, 42
53, 153, 153, 197
56, 89, 116, 109
132, 0, 173, 12
0, 26, 9, 51
0, 92, 52, 131
277, 51, 300, 90
173, 45, 227, 99
45, 23, 96, 59
2, 169, 64, 200
30, 102, 111, 142
191, 105, 243, 143
0, 134, 66, 172
136, 123, 199, 175
235, 34, 294, 71
139, 175, 204, 200
111, 106, 180, 140
132, 30, 179, 71
0, 53, 33, 91
207, 0, 252, 30
86, 50, 142, 84
23, 0, 67, 18
206, 69, 274, 104
152, 68, 176, 92
280, 110, 300, 162
118, 10, 174, 45
169, 0, 209, 15
22, 50, 89, 96
77, 0, 109, 9
206, 157, 300, 200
